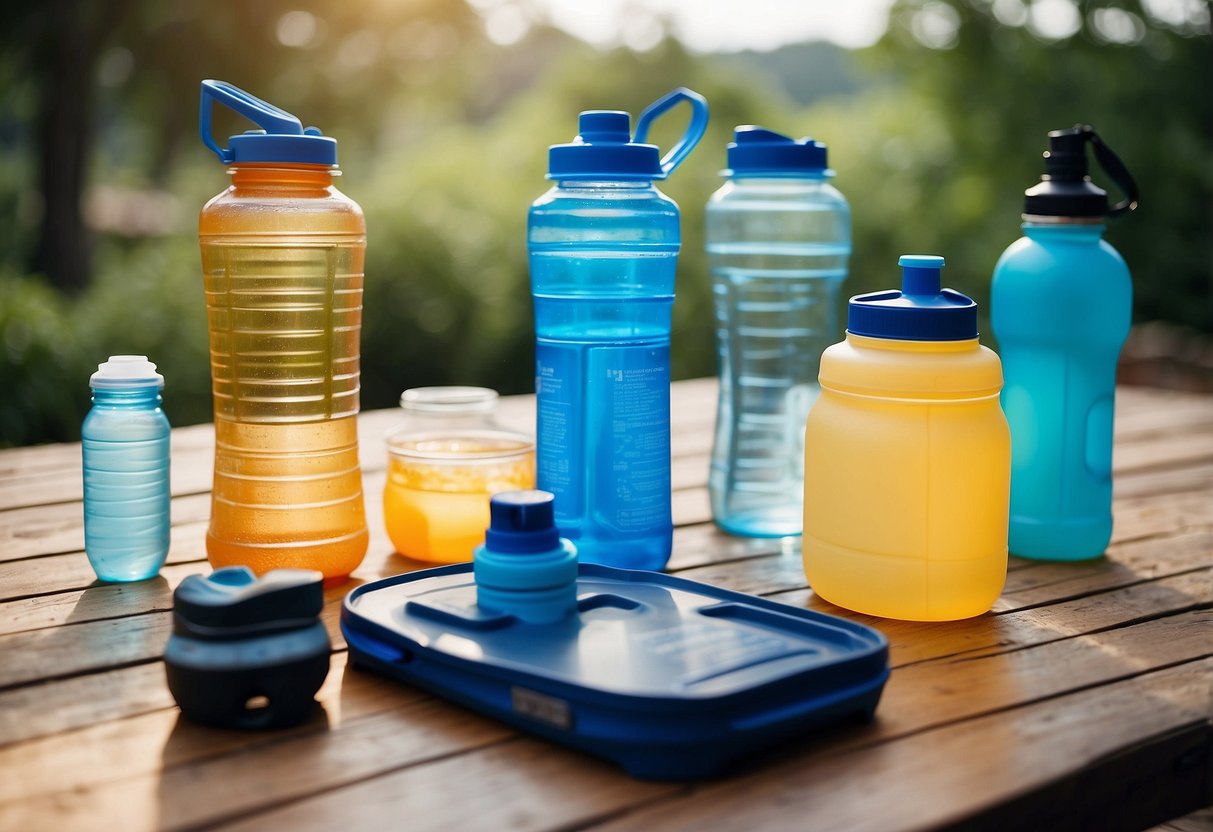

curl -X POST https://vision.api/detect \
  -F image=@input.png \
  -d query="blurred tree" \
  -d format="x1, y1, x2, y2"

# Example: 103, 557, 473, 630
1, 0, 131, 291
870, 0, 1213, 333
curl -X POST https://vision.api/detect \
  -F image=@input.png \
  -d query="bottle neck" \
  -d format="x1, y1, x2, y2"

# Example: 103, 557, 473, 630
555, 179, 654, 190
229, 163, 337, 192
1022, 221, 1106, 242
91, 386, 162, 408
846, 332, 980, 353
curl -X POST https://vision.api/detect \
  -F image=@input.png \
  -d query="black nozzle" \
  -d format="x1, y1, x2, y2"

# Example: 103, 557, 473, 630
1024, 124, 1138, 220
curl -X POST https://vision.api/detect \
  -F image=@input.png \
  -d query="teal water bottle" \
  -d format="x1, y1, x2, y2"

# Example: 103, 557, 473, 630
528, 89, 708, 571
82, 355, 171, 581
992, 126, 1139, 561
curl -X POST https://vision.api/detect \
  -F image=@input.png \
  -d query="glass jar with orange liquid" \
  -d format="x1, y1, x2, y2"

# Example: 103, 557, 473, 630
385, 388, 535, 563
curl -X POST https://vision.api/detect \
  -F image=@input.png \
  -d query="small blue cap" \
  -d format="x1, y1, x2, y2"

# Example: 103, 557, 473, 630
200, 80, 337, 167
485, 491, 561, 554
725, 126, 828, 177
847, 255, 978, 341
547, 88, 709, 181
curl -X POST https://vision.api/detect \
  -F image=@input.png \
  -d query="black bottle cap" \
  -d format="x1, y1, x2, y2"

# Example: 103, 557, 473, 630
1023, 125, 1139, 220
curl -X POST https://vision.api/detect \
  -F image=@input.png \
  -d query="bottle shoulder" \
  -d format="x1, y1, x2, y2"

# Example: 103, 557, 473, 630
200, 183, 366, 236
83, 405, 171, 439
819, 337, 1003, 398
709, 179, 849, 210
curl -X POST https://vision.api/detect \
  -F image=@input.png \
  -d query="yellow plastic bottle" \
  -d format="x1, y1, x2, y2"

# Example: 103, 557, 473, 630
803, 255, 1009, 621
197, 81, 368, 583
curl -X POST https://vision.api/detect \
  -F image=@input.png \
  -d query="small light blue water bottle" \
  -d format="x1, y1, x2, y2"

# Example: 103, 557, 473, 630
992, 125, 1139, 560
706, 127, 851, 537
528, 88, 708, 570
81, 355, 171, 581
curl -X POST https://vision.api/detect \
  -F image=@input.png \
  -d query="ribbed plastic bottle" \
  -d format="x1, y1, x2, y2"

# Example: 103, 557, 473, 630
706, 126, 851, 537
528, 88, 708, 571
474, 490, 579, 624
82, 355, 171, 582
992, 125, 1139, 561
803, 256, 1010, 621
198, 80, 368, 583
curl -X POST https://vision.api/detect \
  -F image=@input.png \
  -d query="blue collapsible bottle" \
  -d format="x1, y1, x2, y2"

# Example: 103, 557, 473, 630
706, 127, 851, 537
528, 88, 708, 570
81, 355, 171, 582
992, 126, 1139, 560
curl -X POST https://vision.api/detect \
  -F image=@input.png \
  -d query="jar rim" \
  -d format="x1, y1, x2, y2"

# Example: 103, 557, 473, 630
399, 386, 498, 413
387, 428, 534, 462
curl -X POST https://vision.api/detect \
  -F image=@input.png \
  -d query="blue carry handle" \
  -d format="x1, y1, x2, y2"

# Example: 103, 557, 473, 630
199, 79, 305, 164
634, 87, 709, 178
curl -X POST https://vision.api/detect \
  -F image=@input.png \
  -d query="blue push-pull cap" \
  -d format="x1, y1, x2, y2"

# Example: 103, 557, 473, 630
547, 87, 709, 181
199, 80, 337, 166
485, 490, 561, 554
847, 255, 978, 342
725, 126, 829, 177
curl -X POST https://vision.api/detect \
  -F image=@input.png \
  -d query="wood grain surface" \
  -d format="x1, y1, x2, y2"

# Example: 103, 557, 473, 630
0, 378, 1209, 832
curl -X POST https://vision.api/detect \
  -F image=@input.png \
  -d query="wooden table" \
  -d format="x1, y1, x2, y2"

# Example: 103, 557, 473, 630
1, 379, 1210, 831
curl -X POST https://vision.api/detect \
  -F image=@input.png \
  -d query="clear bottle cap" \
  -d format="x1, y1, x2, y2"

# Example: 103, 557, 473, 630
90, 355, 165, 389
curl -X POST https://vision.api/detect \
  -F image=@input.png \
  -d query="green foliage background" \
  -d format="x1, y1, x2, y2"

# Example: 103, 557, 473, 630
0, 0, 1209, 446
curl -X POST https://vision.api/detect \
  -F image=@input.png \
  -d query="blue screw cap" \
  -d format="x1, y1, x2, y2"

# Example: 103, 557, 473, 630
725, 125, 829, 178
547, 88, 709, 181
485, 490, 561, 554
847, 255, 978, 342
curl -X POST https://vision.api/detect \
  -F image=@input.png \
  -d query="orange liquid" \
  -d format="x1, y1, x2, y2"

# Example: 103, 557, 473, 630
208, 416, 368, 581
384, 437, 534, 563
200, 165, 369, 582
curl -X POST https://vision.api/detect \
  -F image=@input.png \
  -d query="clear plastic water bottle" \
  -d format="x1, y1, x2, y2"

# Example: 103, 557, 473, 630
528, 88, 708, 571
992, 125, 1139, 561
706, 127, 851, 537
81, 355, 171, 582
198, 81, 368, 582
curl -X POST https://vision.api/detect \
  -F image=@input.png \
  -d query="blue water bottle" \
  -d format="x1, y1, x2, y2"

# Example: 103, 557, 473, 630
992, 125, 1139, 560
706, 127, 851, 537
528, 88, 709, 570
81, 355, 171, 581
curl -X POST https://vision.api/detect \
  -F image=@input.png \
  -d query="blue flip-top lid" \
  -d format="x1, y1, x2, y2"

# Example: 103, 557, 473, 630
199, 80, 337, 166
848, 255, 978, 342
548, 87, 709, 181
726, 125, 829, 178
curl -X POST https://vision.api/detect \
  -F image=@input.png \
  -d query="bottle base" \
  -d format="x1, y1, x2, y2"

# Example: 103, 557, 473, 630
207, 528, 369, 584
713, 508, 802, 539
1008, 514, 1111, 561
571, 533, 672, 572
803, 535, 1005, 621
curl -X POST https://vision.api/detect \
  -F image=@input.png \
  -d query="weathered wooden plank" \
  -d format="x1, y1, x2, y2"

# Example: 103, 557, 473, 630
1115, 425, 1213, 475
0, 589, 1205, 832
581, 661, 1211, 832
160, 653, 1210, 832
1001, 528, 1212, 608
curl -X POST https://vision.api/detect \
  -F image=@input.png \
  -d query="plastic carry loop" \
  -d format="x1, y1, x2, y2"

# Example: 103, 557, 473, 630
199, 79, 305, 164
634, 87, 709, 178
1058, 124, 1140, 218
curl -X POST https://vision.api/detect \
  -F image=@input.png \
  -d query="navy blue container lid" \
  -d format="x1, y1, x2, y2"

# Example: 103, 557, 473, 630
848, 255, 978, 342
548, 87, 708, 181
484, 490, 561, 554
725, 126, 829, 178
200, 80, 337, 167
341, 561, 889, 779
